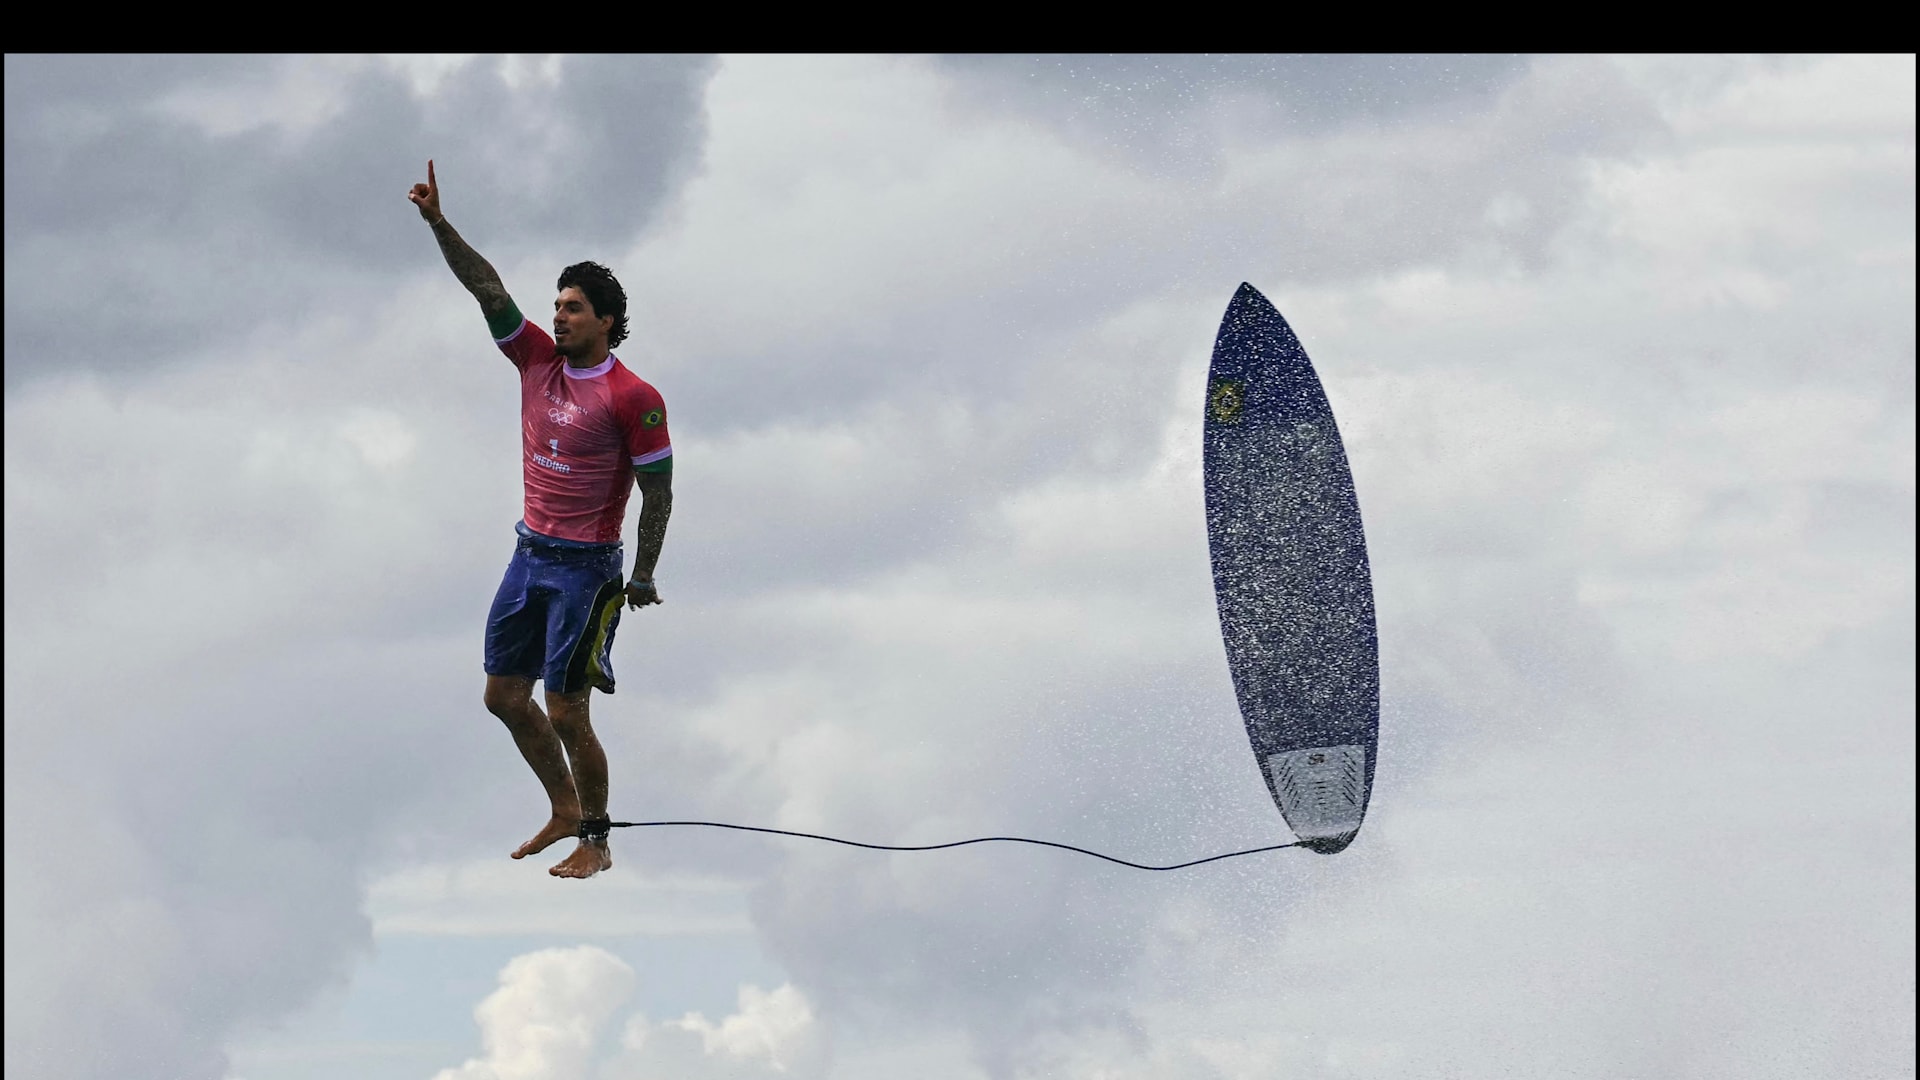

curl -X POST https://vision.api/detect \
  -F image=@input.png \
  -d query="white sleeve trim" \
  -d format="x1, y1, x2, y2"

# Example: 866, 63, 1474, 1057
633, 446, 673, 465
493, 320, 528, 345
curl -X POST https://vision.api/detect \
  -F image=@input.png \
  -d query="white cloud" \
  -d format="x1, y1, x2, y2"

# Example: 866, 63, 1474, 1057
427, 949, 825, 1080
433, 946, 636, 1080
623, 54, 1168, 376
605, 983, 826, 1079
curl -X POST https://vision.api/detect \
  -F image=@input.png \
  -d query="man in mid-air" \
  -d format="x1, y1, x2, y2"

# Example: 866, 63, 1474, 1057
410, 160, 673, 880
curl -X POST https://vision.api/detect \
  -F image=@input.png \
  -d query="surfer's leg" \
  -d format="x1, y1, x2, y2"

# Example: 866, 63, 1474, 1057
484, 545, 584, 858
545, 687, 612, 878
486, 674, 583, 858
534, 553, 623, 878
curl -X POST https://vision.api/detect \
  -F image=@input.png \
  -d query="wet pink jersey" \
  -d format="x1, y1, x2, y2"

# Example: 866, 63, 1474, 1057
495, 317, 672, 544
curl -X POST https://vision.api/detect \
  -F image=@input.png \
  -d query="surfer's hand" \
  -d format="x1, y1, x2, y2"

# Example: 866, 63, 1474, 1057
625, 578, 662, 609
408, 159, 442, 224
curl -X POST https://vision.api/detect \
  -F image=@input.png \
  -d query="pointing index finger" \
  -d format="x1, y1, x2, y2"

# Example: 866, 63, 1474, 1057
427, 158, 436, 188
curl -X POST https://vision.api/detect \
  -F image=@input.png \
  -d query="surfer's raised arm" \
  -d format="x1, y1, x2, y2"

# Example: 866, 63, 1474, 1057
409, 159, 513, 318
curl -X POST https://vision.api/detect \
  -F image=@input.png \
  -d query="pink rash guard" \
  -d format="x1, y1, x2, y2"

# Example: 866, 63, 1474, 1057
494, 316, 672, 544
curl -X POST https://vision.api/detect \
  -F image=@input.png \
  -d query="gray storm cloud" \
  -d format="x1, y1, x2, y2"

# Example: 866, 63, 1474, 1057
3, 54, 714, 390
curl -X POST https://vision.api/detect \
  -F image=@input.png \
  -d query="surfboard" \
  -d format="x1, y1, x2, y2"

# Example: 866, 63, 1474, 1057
1203, 283, 1379, 854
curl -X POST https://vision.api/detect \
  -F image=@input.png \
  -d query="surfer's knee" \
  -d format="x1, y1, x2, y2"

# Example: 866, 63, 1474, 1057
545, 690, 593, 739
484, 675, 536, 721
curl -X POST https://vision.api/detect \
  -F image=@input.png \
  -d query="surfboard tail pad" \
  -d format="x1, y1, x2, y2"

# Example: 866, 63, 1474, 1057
1262, 744, 1368, 853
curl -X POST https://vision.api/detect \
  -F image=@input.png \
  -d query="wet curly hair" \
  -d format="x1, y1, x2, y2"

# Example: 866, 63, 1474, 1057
556, 261, 631, 348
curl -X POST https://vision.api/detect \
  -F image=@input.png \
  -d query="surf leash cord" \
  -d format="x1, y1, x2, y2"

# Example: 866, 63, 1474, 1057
575, 818, 1302, 871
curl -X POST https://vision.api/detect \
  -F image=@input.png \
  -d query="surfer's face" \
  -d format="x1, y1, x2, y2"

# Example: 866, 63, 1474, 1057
552, 286, 611, 358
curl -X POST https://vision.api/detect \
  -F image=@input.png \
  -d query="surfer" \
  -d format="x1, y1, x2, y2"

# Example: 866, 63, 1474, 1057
409, 160, 674, 879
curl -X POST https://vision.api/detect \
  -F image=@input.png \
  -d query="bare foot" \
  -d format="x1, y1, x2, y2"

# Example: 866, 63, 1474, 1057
511, 814, 581, 860
549, 839, 613, 879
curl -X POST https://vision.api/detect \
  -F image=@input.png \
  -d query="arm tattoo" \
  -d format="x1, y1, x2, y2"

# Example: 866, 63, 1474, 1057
430, 218, 511, 316
631, 471, 673, 580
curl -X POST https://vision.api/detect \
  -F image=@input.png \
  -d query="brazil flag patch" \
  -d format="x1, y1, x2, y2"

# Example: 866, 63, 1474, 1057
642, 408, 665, 428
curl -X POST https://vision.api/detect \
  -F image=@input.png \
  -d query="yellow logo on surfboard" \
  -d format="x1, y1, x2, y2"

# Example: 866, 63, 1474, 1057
1209, 379, 1245, 423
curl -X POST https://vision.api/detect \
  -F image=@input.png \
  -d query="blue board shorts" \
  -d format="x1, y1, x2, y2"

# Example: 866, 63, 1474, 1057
484, 522, 626, 695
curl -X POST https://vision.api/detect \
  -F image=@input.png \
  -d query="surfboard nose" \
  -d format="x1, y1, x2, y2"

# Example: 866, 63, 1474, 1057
1227, 281, 1273, 318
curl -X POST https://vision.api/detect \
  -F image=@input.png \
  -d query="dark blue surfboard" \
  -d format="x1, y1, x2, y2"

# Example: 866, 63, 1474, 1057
1204, 283, 1378, 854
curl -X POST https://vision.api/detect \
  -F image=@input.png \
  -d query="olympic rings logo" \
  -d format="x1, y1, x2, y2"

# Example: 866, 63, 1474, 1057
547, 408, 575, 425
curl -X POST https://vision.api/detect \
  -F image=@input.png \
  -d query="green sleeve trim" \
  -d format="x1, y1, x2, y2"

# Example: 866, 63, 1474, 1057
633, 457, 673, 475
486, 300, 525, 341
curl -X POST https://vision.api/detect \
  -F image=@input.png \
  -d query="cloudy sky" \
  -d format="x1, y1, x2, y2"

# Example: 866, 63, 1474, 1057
4, 53, 1913, 1080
